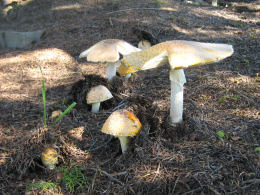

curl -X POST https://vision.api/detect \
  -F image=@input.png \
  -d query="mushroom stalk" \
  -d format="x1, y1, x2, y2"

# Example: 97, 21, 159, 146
124, 73, 132, 79
106, 62, 117, 81
91, 102, 101, 113
118, 136, 130, 154
169, 69, 187, 125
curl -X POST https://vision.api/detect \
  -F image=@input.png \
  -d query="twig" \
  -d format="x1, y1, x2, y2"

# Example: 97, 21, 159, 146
87, 136, 113, 152
183, 187, 202, 195
0, 147, 9, 151
172, 176, 179, 194
241, 179, 260, 185
105, 7, 175, 15
89, 168, 124, 185
112, 100, 128, 111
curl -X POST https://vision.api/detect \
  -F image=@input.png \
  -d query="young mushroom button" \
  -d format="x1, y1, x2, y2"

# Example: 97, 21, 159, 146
117, 40, 234, 126
87, 85, 113, 113
41, 147, 58, 170
101, 109, 142, 154
79, 39, 141, 81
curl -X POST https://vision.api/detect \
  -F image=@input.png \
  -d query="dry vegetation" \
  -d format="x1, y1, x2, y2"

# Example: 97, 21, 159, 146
0, 0, 259, 194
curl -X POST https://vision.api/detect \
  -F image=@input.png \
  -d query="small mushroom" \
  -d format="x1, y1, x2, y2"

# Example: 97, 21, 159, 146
79, 39, 141, 81
117, 40, 234, 126
87, 85, 113, 113
138, 40, 152, 50
101, 109, 142, 154
41, 147, 58, 170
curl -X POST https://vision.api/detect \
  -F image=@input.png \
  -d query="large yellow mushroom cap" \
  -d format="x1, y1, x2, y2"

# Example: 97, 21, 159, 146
117, 40, 233, 76
101, 109, 142, 137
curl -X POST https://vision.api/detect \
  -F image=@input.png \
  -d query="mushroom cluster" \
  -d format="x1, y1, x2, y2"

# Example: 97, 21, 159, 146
78, 38, 233, 154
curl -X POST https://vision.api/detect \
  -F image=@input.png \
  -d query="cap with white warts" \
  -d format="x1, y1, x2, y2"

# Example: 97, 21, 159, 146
101, 109, 142, 154
87, 85, 113, 113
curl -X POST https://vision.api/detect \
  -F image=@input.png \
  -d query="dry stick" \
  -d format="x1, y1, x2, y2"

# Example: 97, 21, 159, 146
89, 168, 124, 185
183, 187, 203, 195
87, 136, 113, 152
105, 7, 175, 15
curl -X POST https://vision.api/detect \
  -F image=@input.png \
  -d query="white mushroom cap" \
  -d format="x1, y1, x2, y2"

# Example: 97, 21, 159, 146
101, 109, 142, 137
87, 85, 113, 104
79, 39, 141, 62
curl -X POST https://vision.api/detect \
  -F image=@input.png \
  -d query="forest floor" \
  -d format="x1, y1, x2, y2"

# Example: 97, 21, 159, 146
0, 0, 259, 194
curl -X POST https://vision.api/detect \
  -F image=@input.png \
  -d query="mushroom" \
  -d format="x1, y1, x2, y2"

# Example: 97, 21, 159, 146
101, 109, 142, 154
117, 40, 234, 125
41, 147, 58, 170
138, 40, 152, 50
79, 39, 141, 81
87, 85, 113, 113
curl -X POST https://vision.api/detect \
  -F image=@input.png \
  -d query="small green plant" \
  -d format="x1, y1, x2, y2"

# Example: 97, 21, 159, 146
219, 95, 238, 103
26, 180, 59, 193
153, 1, 168, 7
230, 95, 239, 101
218, 96, 226, 103
56, 166, 88, 192
244, 59, 249, 64
216, 131, 229, 139
39, 66, 76, 127
7, 3, 22, 15
254, 147, 260, 152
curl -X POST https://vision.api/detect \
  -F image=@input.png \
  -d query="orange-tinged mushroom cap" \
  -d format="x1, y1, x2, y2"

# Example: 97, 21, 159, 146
101, 109, 142, 137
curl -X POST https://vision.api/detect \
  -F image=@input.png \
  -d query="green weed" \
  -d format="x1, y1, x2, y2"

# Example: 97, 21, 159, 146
56, 166, 88, 192
216, 131, 229, 140
254, 147, 260, 152
153, 1, 168, 7
26, 180, 59, 193
39, 65, 76, 127
7, 3, 22, 15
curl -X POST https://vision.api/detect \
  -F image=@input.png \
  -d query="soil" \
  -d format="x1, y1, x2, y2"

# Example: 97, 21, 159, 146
0, 0, 259, 194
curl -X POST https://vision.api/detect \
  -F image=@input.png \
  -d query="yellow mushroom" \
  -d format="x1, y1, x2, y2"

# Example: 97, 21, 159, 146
41, 147, 58, 170
117, 40, 234, 125
101, 109, 142, 154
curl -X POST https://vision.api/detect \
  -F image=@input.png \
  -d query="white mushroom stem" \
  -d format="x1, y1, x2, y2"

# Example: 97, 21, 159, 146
124, 73, 132, 79
106, 62, 117, 81
91, 102, 101, 113
118, 136, 130, 154
169, 69, 187, 126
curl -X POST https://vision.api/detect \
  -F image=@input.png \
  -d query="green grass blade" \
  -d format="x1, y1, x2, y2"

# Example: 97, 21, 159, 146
42, 80, 47, 127
53, 102, 77, 125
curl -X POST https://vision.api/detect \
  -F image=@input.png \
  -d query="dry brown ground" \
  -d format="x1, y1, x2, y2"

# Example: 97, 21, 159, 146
0, 0, 259, 194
